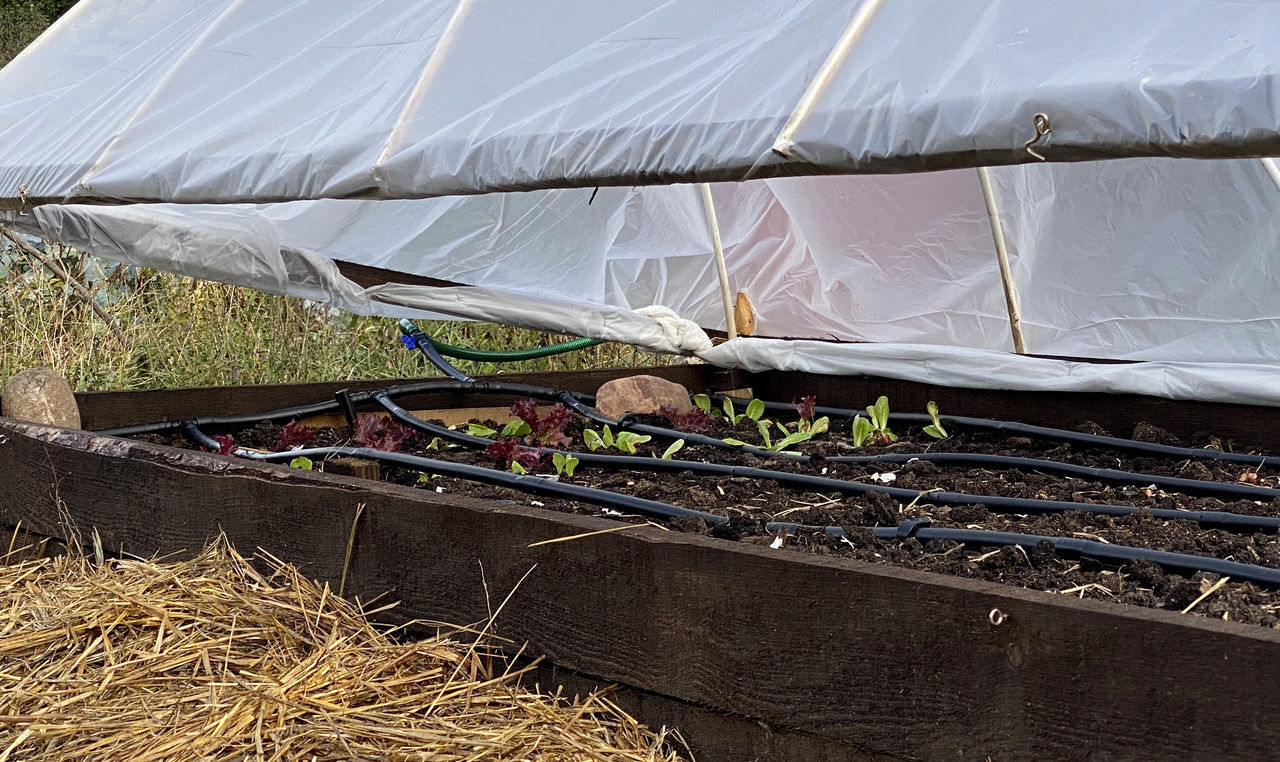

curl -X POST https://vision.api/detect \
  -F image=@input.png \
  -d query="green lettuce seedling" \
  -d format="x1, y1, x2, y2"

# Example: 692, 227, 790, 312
583, 425, 652, 454
721, 397, 766, 427
851, 396, 897, 446
551, 452, 579, 477
923, 401, 949, 439
288, 456, 313, 470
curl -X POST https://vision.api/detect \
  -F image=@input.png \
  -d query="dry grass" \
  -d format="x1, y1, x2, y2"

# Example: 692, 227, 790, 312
0, 240, 672, 392
0, 539, 686, 760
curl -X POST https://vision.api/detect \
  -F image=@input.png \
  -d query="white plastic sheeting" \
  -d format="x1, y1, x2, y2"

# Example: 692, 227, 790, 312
6, 0, 1280, 405
10, 155, 1280, 364
5, 0, 1280, 207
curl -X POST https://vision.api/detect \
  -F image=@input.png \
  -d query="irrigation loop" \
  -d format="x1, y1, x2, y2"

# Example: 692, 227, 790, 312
989, 608, 1007, 626
0, 434, 7, 445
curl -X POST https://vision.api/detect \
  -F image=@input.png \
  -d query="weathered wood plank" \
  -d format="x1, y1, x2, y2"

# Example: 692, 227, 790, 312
749, 370, 1280, 451
75, 364, 740, 430
2, 418, 1278, 761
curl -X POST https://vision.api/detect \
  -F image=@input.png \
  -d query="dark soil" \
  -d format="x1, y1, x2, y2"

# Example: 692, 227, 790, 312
137, 409, 1280, 628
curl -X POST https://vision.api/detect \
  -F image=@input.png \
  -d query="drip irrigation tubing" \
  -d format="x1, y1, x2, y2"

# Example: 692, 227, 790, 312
97, 376, 1280, 525
711, 393, 1280, 469
399, 319, 603, 363
820, 452, 1280, 501
100, 376, 1280, 510
178, 422, 724, 526
179, 420, 1280, 590
765, 518, 1280, 588
370, 393, 1280, 533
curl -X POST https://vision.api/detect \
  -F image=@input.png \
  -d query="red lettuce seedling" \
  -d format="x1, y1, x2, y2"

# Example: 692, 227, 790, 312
509, 398, 574, 448
212, 434, 238, 455
657, 405, 712, 433
793, 395, 817, 429
485, 438, 544, 471
275, 419, 316, 450
354, 413, 414, 453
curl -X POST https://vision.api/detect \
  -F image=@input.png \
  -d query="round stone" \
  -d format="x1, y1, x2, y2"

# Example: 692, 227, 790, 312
2, 367, 81, 429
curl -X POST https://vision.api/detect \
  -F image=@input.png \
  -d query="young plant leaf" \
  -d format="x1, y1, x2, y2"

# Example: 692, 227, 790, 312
466, 423, 498, 437
771, 430, 813, 451
870, 396, 890, 430
501, 419, 532, 437
693, 394, 712, 413
661, 439, 685, 460
288, 456, 313, 470
583, 429, 605, 451
722, 397, 736, 421
722, 437, 748, 447
745, 398, 766, 422
756, 420, 772, 449
551, 452, 579, 477
614, 432, 652, 454
925, 400, 948, 439
510, 461, 527, 474
851, 415, 874, 447
809, 416, 830, 436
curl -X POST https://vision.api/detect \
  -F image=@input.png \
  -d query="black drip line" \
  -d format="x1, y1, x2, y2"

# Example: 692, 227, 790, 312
99, 336, 1280, 589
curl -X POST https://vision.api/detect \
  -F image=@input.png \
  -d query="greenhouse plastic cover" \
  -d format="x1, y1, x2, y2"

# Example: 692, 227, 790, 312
5, 0, 1280, 405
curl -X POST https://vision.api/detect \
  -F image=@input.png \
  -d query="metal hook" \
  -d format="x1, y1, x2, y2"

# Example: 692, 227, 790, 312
17, 184, 30, 216
1023, 113, 1051, 161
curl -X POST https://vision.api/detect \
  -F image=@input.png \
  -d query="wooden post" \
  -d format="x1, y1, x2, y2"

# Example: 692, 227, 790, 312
699, 183, 737, 340
976, 167, 1027, 354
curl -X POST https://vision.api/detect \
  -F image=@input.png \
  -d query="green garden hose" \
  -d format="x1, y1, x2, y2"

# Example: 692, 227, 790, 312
398, 319, 604, 362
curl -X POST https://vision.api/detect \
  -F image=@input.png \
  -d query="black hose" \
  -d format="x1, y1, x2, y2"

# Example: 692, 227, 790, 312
182, 420, 1280, 586
179, 422, 725, 527
370, 394, 1280, 533
715, 393, 1280, 469
825, 452, 1280, 501
98, 380, 598, 438
766, 518, 1280, 588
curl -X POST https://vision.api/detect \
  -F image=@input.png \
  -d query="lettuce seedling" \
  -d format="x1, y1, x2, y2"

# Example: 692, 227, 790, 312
658, 439, 685, 460
792, 395, 817, 431
851, 396, 897, 446
288, 456, 314, 470
722, 397, 766, 427
354, 413, 414, 453
583, 425, 651, 454
485, 438, 543, 472
692, 394, 713, 413
509, 398, 573, 448
276, 420, 316, 450
658, 405, 712, 433
551, 452, 579, 477
923, 401, 949, 439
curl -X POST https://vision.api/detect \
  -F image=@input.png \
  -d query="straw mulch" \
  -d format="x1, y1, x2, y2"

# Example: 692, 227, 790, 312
0, 540, 686, 761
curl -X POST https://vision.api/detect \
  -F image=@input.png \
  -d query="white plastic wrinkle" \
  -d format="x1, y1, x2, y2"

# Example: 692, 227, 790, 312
6, 1, 1280, 207
699, 339, 1280, 408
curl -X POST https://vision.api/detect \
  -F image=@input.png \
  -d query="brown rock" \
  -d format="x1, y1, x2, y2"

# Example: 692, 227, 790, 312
595, 375, 694, 419
2, 367, 80, 429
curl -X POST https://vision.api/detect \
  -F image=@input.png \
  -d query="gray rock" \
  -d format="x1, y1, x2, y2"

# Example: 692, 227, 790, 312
2, 367, 80, 429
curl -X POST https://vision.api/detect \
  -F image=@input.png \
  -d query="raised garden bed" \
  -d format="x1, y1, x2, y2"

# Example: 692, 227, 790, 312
4, 364, 1280, 760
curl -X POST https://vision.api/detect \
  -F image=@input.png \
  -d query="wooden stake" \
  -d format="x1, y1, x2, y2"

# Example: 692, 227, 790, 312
976, 167, 1028, 354
772, 0, 885, 157
699, 183, 737, 340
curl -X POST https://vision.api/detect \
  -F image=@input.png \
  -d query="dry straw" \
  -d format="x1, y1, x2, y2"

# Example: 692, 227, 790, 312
0, 539, 686, 760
